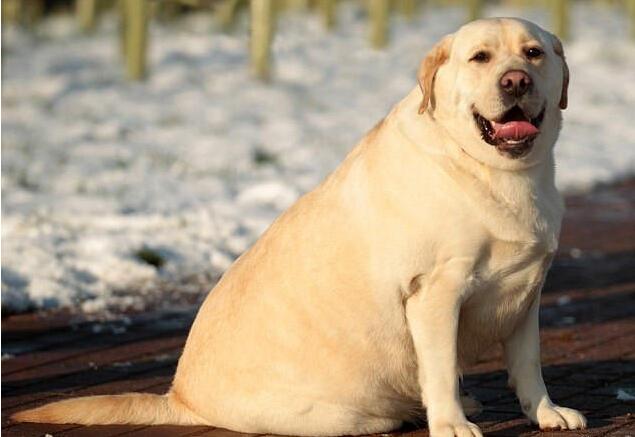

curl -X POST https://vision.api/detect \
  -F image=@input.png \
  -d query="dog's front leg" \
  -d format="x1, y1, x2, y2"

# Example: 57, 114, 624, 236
405, 264, 482, 437
504, 295, 586, 431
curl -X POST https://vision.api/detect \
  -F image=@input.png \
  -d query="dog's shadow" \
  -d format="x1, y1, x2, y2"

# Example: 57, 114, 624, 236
388, 358, 633, 436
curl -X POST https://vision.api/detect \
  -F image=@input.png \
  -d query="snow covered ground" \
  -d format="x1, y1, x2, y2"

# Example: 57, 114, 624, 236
2, 2, 635, 314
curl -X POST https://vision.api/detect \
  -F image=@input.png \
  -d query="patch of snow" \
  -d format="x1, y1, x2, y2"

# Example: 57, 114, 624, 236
154, 353, 177, 362
559, 316, 577, 326
616, 388, 635, 401
2, 3, 634, 313
570, 247, 583, 259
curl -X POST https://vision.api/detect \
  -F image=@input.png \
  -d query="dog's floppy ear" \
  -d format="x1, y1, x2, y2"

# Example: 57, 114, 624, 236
551, 34, 569, 110
417, 35, 453, 115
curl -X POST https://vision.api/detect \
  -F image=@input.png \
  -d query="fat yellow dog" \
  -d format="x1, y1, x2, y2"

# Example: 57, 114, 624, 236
13, 18, 586, 437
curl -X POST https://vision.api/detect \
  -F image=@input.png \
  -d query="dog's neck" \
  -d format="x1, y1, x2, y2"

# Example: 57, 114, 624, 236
391, 87, 560, 209
387, 87, 564, 243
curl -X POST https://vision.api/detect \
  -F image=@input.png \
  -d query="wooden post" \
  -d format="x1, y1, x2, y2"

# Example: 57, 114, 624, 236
2, 0, 21, 25
396, 0, 417, 21
155, 1, 181, 22
285, 0, 309, 10
77, 0, 99, 32
592, 0, 613, 7
627, 0, 635, 40
503, 0, 528, 6
466, 0, 483, 22
22, 0, 44, 27
250, 0, 274, 80
215, 0, 240, 30
369, 0, 389, 49
120, 0, 149, 80
551, 0, 570, 40
2, 0, 19, 25
319, 0, 336, 29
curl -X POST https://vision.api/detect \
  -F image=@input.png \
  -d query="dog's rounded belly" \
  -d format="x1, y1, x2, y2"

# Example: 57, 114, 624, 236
173, 338, 419, 435
171, 284, 421, 435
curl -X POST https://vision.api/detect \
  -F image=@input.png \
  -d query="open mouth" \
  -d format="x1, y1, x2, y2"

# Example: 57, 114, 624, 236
473, 105, 545, 158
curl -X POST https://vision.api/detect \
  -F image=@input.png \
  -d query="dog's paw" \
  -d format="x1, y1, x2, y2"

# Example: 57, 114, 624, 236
536, 404, 587, 430
460, 394, 483, 417
430, 420, 483, 437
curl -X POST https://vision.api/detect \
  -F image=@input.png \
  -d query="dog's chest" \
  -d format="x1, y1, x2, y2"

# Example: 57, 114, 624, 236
457, 237, 554, 364
455, 180, 564, 366
469, 180, 561, 304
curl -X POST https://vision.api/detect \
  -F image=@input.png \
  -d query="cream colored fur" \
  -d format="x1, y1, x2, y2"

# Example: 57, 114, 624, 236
13, 18, 587, 436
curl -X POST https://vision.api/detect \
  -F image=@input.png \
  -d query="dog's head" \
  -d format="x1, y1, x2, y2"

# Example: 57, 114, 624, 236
418, 18, 569, 170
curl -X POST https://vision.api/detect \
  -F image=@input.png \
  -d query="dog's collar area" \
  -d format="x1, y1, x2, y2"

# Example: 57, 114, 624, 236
473, 105, 546, 159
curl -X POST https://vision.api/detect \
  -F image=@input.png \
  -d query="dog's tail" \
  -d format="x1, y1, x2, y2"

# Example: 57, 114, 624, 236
11, 392, 208, 426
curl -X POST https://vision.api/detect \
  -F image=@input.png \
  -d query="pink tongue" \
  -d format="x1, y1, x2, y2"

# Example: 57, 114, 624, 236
492, 121, 539, 141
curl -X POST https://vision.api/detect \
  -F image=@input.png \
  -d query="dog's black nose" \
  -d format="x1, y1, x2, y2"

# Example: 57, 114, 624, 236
500, 70, 532, 97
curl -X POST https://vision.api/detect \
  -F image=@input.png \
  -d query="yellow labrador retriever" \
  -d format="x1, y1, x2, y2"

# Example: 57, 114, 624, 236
14, 18, 586, 437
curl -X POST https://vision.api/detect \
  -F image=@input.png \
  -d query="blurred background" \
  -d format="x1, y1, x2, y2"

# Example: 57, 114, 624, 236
2, 0, 635, 316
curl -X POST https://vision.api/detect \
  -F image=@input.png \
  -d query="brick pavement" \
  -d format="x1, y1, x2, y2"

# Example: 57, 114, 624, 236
2, 180, 634, 436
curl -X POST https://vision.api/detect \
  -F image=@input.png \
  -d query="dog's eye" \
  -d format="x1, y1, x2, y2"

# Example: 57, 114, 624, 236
470, 51, 490, 63
525, 47, 544, 59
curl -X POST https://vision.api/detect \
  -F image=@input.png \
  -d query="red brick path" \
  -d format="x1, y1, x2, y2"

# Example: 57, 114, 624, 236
2, 180, 634, 436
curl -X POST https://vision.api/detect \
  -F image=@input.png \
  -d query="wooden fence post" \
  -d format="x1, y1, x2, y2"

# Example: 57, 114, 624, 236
285, 0, 309, 11
396, 0, 417, 21
21, 0, 44, 27
77, 0, 99, 32
503, 0, 529, 6
250, 0, 275, 80
369, 0, 389, 49
551, 0, 570, 40
215, 0, 241, 30
319, 0, 337, 29
627, 0, 635, 40
2, 0, 22, 25
466, 0, 483, 22
120, 0, 149, 80
154, 1, 181, 22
